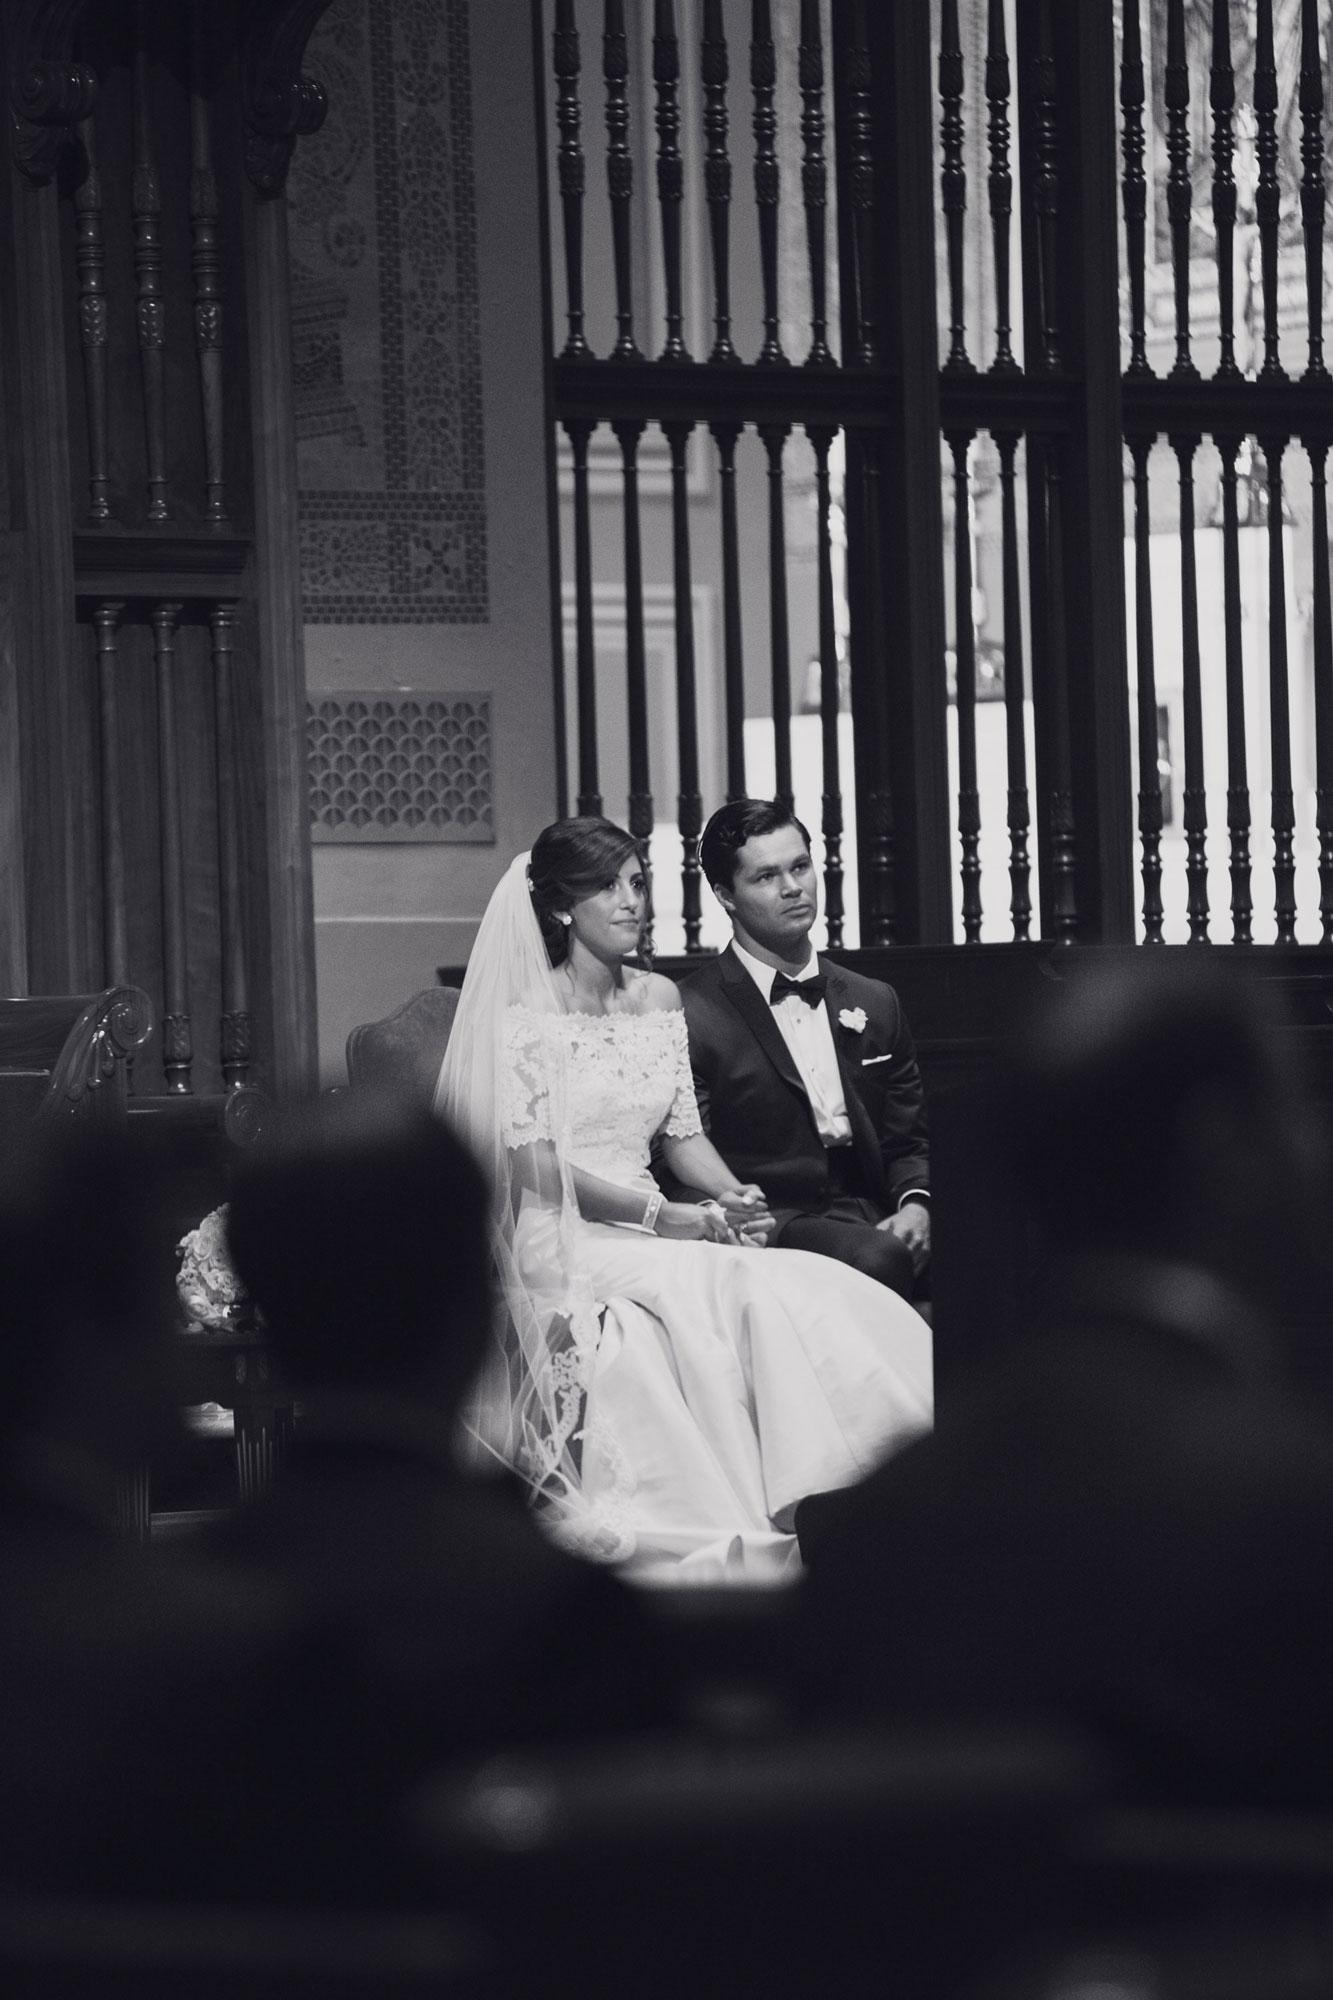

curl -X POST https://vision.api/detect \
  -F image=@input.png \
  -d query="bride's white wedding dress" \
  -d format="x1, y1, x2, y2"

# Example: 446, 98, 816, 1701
502, 1003, 933, 1584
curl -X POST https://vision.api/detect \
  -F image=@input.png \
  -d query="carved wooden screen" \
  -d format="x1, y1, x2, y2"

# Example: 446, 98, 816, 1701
540, 0, 1333, 951
3, 0, 328, 1100
1118, 0, 1333, 946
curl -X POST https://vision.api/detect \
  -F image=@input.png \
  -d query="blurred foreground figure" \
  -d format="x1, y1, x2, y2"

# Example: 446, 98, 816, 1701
0, 1125, 284, 1899
211, 1096, 668, 1902
798, 957, 1333, 1808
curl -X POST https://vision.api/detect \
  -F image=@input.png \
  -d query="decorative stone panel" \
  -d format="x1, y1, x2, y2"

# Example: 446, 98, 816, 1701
289, 0, 487, 623
307, 692, 493, 841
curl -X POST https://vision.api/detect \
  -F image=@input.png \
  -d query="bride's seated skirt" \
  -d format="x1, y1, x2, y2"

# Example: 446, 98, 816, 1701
518, 1196, 933, 1587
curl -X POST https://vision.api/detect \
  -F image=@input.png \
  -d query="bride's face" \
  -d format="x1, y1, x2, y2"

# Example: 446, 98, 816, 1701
568, 857, 649, 963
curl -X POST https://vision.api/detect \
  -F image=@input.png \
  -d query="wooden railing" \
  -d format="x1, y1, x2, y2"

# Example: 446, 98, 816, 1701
541, 0, 1333, 953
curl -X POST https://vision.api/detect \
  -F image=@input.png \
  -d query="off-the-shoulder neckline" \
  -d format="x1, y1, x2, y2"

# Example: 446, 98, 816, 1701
507, 1001, 681, 1023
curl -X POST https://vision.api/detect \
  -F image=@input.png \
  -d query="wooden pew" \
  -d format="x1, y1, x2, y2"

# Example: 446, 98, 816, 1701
0, 988, 152, 1159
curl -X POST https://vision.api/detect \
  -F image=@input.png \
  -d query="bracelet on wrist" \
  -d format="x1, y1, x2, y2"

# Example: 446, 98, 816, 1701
641, 1191, 664, 1235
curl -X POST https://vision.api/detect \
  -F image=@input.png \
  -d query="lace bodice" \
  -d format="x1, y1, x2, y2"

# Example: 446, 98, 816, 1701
501, 1005, 702, 1188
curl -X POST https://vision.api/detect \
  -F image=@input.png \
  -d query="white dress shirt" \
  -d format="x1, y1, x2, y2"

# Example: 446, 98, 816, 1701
731, 938, 852, 1147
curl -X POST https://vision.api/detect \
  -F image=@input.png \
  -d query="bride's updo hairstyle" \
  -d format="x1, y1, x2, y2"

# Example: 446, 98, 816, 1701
529, 816, 648, 966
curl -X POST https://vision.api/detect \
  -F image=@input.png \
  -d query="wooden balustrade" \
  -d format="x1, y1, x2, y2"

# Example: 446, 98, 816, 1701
544, 0, 1333, 954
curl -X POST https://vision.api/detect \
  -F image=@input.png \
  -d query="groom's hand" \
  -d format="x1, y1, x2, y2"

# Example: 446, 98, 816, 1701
877, 1198, 930, 1273
717, 1182, 775, 1245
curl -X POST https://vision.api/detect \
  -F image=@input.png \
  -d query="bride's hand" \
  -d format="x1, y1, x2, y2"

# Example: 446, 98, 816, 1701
656, 1199, 732, 1244
716, 1182, 774, 1245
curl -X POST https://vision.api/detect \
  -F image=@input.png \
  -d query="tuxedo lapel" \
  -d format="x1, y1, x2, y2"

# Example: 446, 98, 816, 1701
718, 946, 808, 1104
822, 963, 886, 1198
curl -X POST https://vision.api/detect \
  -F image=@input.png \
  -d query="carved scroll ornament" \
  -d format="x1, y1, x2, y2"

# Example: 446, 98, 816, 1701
243, 0, 335, 196
9, 0, 98, 186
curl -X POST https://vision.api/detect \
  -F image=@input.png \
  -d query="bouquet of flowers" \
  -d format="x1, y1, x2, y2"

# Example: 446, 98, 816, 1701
176, 1204, 252, 1332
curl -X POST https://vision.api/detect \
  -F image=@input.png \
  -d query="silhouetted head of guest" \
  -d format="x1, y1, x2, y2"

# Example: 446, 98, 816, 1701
0, 1122, 178, 1503
226, 1096, 493, 1412
1004, 955, 1327, 1308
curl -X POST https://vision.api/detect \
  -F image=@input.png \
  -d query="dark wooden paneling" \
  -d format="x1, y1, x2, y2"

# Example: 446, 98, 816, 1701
239, 187, 316, 1100
842, 0, 953, 946
10, 166, 101, 994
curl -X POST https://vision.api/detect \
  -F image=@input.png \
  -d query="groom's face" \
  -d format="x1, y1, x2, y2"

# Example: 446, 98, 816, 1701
717, 825, 819, 962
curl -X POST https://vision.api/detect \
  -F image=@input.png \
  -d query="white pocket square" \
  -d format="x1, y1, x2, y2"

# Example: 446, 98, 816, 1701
861, 1053, 893, 1067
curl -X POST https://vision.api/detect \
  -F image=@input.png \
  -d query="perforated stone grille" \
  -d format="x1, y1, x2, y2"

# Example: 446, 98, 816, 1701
307, 693, 493, 842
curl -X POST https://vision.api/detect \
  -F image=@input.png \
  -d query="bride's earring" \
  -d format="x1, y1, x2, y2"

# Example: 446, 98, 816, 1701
558, 912, 572, 926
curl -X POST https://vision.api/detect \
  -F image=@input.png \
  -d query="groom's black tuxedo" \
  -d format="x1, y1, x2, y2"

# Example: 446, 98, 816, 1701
676, 945, 930, 1229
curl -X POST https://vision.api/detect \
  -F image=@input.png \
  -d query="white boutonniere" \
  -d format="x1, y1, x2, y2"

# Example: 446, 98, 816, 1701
838, 1005, 867, 1034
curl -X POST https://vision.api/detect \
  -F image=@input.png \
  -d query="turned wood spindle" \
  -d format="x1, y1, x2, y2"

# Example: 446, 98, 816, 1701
760, 422, 794, 808
1309, 439, 1333, 940
565, 418, 601, 816
750, 0, 786, 366
996, 434, 1031, 938
810, 426, 843, 946
665, 422, 704, 951
986, 0, 1018, 376
132, 8, 169, 521
153, 603, 193, 1091
1129, 436, 1165, 942
1209, 0, 1239, 380
190, 41, 228, 523
612, 419, 654, 846
603, 0, 641, 361
652, 0, 689, 363
1255, 0, 1284, 380
1216, 435, 1253, 940
1030, 0, 1061, 371
842, 0, 877, 367
701, 0, 736, 365
713, 423, 746, 800
553, 0, 591, 359
92, 603, 129, 983
939, 0, 974, 376
949, 432, 981, 939
1298, 0, 1327, 381
1172, 432, 1210, 941
1120, 0, 1151, 378
797, 0, 832, 368
1263, 436, 1297, 941
1042, 444, 1077, 939
74, 116, 111, 522
1164, 0, 1199, 381
210, 603, 252, 1088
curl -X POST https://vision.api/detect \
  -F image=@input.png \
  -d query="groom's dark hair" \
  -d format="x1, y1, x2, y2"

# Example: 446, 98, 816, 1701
700, 799, 812, 890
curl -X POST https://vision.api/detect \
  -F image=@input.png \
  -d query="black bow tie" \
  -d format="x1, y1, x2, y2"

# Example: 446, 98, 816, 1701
771, 972, 827, 1008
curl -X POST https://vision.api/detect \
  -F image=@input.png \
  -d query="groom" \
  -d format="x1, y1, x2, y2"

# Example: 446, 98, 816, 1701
674, 798, 930, 1300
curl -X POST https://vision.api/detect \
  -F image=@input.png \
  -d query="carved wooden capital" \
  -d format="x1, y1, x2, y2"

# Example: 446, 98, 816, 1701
242, 0, 335, 197
9, 0, 99, 186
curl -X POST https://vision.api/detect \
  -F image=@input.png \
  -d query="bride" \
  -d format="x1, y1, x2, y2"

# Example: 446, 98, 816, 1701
435, 816, 932, 1583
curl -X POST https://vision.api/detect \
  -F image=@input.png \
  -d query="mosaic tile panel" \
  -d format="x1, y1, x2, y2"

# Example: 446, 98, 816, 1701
290, 0, 487, 623
308, 693, 494, 842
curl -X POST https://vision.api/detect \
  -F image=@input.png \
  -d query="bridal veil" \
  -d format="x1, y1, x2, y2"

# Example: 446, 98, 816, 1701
433, 853, 605, 1540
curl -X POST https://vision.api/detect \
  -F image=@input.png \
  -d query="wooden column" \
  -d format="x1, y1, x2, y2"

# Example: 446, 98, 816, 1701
5, 156, 97, 992
835, 0, 951, 944
243, 184, 318, 1099
1017, 0, 1133, 941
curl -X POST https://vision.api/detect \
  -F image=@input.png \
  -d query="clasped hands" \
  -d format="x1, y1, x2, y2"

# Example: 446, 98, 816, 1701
876, 1196, 931, 1275
657, 1182, 775, 1246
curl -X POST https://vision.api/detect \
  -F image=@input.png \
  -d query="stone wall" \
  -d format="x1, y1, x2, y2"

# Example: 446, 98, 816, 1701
289, 0, 557, 1081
